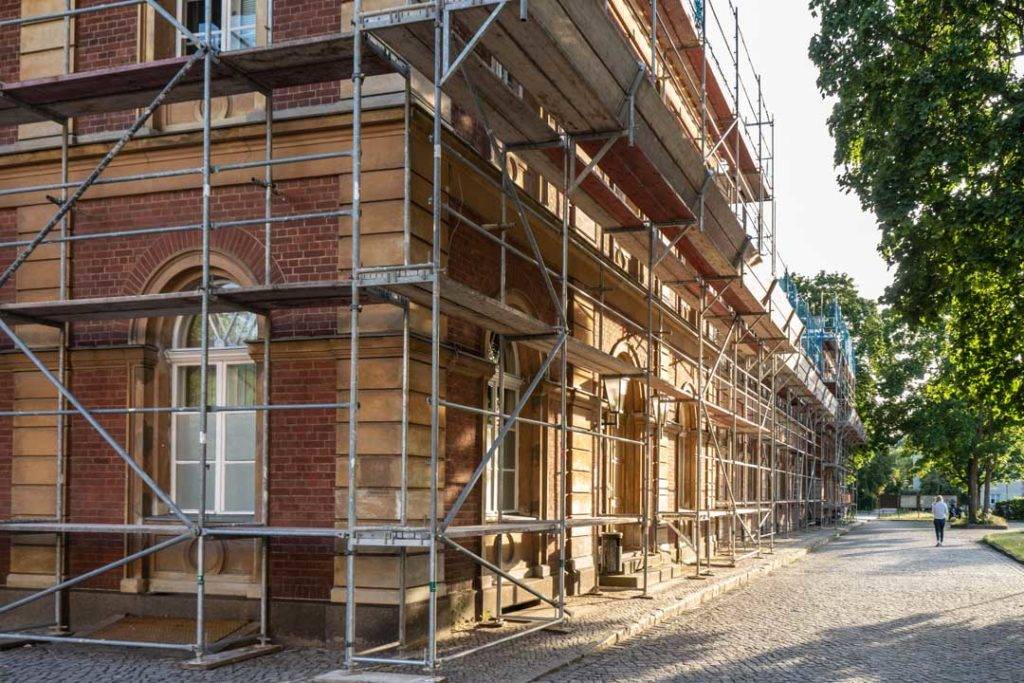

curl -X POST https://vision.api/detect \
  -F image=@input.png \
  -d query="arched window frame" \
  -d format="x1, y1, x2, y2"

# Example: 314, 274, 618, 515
166, 307, 258, 515
483, 333, 522, 517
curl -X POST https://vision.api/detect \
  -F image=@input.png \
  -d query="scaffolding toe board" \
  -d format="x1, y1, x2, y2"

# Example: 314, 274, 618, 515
0, 281, 374, 324
385, 275, 657, 379
0, 34, 394, 127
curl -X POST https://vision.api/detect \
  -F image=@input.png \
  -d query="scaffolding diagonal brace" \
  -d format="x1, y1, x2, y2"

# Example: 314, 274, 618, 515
459, 65, 565, 327
441, 0, 508, 86
441, 333, 566, 529
0, 533, 192, 619
0, 317, 194, 528
0, 50, 205, 292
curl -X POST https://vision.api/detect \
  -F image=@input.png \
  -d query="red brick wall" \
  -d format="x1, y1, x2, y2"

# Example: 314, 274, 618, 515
0, 170, 341, 595
267, 355, 336, 600
74, 0, 138, 135
66, 364, 127, 589
68, 176, 339, 346
0, 2, 17, 146
273, 0, 344, 111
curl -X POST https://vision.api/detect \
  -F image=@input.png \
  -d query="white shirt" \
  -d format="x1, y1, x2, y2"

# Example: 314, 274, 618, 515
932, 501, 948, 519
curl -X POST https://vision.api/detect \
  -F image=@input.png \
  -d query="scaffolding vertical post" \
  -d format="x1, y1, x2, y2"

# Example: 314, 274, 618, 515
52, 0, 72, 632
649, 0, 658, 86
558, 134, 571, 618
398, 71, 413, 647
642, 221, 654, 597
492, 147, 509, 626
258, 78, 274, 645
729, 318, 738, 564
344, 0, 364, 669
193, 0, 214, 661
731, 6, 740, 212
769, 352, 777, 551
427, 0, 445, 669
697, 283, 709, 577
755, 344, 762, 556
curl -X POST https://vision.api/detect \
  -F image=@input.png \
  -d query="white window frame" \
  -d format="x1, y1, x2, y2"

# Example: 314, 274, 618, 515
483, 339, 521, 518
175, 0, 259, 56
168, 320, 256, 516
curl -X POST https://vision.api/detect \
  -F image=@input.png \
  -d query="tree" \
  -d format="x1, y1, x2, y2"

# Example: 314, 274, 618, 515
904, 373, 1024, 522
809, 0, 1024, 420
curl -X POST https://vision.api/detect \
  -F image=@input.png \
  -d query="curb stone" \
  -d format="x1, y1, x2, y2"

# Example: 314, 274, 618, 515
527, 521, 862, 682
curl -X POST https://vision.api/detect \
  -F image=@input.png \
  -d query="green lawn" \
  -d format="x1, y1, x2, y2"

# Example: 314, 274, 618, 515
877, 510, 933, 521
984, 531, 1024, 562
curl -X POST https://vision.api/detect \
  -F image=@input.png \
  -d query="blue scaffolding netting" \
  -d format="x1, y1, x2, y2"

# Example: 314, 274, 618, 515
780, 275, 857, 384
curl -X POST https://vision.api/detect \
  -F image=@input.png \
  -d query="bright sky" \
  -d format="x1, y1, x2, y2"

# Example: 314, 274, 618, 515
732, 0, 892, 301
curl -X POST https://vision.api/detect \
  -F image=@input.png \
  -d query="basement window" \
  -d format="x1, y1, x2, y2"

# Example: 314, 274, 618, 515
178, 0, 257, 55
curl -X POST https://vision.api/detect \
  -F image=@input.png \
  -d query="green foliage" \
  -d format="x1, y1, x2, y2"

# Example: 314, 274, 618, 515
993, 498, 1024, 520
809, 0, 1024, 419
918, 470, 956, 495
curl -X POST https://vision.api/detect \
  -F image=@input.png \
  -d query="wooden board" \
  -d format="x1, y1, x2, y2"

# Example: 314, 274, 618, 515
0, 280, 371, 324
0, 34, 394, 126
386, 275, 651, 378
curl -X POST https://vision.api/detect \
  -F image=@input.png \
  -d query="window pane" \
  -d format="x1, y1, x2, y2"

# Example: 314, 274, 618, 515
500, 431, 516, 471
224, 364, 256, 406
175, 463, 216, 511
184, 0, 222, 52
224, 412, 256, 461
174, 413, 217, 463
179, 366, 216, 407
501, 470, 515, 511
224, 463, 255, 512
228, 0, 256, 49
181, 312, 257, 349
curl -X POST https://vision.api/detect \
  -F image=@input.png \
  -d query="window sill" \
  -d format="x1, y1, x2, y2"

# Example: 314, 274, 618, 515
483, 513, 538, 523
145, 514, 256, 525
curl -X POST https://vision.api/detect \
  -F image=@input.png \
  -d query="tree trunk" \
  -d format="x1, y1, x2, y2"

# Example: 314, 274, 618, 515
983, 459, 992, 516
968, 455, 980, 524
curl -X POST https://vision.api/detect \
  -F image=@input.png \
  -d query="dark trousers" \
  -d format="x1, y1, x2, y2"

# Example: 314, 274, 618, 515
934, 519, 945, 542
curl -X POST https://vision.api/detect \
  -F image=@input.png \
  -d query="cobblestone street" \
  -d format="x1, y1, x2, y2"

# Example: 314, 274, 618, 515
1, 521, 1020, 682
543, 521, 1024, 682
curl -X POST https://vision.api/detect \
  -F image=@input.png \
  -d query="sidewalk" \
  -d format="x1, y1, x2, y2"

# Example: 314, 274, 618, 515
315, 522, 860, 683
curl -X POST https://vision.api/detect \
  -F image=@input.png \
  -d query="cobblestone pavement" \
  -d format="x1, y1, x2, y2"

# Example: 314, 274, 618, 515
3, 521, 998, 683
541, 521, 1024, 682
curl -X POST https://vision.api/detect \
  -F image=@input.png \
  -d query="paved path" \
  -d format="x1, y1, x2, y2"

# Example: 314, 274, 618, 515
1, 521, 1019, 682
541, 521, 1024, 682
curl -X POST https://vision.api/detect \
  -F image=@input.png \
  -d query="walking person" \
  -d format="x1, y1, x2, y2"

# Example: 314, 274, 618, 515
932, 495, 948, 546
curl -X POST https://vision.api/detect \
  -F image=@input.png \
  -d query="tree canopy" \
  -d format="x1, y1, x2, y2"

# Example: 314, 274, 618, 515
808, 0, 1024, 419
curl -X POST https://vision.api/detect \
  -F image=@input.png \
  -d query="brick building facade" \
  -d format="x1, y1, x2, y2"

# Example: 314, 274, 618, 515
0, 0, 863, 659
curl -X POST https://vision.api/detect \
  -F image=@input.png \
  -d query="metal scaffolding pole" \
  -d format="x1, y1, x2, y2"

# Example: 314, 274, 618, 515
558, 135, 572, 616
258, 82, 274, 647
344, 0, 365, 670
191, 0, 215, 659
427, 0, 444, 668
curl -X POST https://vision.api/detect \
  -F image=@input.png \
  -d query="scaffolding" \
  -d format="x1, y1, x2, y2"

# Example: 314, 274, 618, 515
0, 0, 863, 672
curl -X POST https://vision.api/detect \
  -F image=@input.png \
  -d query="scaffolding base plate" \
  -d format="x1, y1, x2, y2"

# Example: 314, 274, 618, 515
180, 643, 283, 670
313, 672, 446, 683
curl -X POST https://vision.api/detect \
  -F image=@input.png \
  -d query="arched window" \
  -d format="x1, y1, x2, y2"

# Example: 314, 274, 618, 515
484, 333, 520, 516
167, 291, 257, 515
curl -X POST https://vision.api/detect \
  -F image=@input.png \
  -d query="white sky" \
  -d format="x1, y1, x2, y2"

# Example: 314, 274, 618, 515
731, 0, 892, 301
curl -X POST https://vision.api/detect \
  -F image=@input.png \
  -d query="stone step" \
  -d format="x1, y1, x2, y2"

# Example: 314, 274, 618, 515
599, 561, 691, 589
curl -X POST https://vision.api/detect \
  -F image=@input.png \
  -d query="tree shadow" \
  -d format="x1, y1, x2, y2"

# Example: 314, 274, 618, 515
546, 610, 1024, 682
